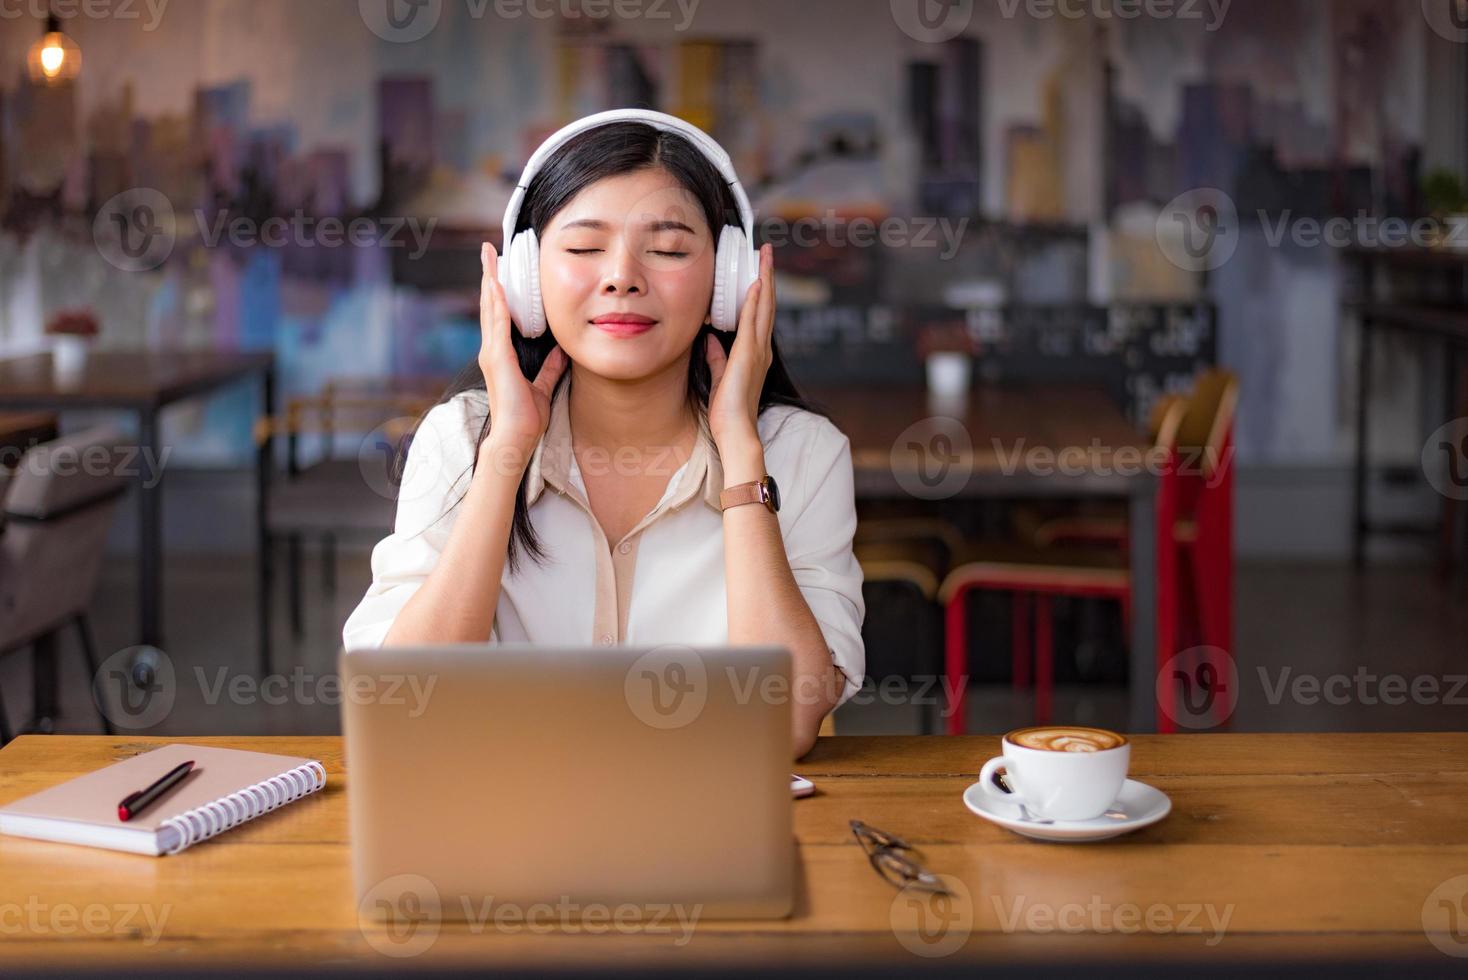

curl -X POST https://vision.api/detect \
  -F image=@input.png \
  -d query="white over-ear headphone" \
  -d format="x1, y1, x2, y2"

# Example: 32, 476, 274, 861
498, 108, 760, 340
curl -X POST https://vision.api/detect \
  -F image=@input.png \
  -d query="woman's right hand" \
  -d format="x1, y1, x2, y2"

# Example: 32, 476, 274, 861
478, 242, 568, 462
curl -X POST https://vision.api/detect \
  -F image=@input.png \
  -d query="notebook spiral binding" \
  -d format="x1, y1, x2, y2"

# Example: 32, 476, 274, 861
157, 761, 327, 855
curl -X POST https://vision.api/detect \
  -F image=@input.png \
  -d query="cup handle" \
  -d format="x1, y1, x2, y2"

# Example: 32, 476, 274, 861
978, 756, 1022, 807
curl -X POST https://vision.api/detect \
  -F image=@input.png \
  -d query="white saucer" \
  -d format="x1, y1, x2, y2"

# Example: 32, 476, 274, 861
962, 778, 1172, 842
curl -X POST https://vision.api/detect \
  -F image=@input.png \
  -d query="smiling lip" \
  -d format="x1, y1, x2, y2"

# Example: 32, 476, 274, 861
591, 313, 657, 337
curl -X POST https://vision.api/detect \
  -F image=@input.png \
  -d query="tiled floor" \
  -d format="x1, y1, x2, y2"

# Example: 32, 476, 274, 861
2, 551, 1465, 739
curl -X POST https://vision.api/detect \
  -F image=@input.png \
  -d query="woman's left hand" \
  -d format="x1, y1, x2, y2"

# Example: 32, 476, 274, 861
705, 243, 775, 454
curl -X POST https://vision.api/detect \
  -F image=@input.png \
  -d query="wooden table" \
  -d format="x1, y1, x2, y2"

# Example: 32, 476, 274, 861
3, 734, 1462, 974
811, 383, 1160, 729
0, 351, 275, 674
0, 412, 59, 463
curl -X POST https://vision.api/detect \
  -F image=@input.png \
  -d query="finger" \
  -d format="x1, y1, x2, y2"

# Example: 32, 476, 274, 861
733, 277, 762, 343
756, 244, 776, 339
705, 333, 727, 390
484, 240, 502, 340
531, 346, 567, 398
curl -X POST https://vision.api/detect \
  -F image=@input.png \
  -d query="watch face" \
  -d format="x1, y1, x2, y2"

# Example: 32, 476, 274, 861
764, 475, 781, 512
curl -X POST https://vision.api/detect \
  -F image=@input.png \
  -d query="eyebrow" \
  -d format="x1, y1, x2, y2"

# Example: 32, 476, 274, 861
557, 217, 699, 234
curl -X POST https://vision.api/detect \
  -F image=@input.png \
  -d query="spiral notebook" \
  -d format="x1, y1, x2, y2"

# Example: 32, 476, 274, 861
0, 743, 326, 856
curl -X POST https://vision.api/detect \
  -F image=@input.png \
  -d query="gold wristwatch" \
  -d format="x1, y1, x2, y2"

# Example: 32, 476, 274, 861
719, 474, 781, 514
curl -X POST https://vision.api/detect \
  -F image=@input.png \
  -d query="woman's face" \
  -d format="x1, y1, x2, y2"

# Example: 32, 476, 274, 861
538, 167, 716, 382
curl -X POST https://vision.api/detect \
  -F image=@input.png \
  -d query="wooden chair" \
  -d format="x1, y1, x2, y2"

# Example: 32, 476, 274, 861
938, 398, 1189, 734
1029, 371, 1239, 663
256, 380, 445, 675
852, 516, 964, 734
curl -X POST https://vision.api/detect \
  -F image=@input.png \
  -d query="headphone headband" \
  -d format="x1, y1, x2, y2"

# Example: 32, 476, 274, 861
500, 108, 756, 249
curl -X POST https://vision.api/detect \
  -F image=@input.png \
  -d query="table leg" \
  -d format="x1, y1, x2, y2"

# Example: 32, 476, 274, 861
1128, 477, 1158, 732
138, 407, 164, 649
27, 632, 59, 733
1352, 317, 1373, 570
258, 364, 276, 678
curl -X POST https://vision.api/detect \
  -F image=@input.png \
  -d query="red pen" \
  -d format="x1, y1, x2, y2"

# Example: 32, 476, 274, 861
118, 760, 195, 822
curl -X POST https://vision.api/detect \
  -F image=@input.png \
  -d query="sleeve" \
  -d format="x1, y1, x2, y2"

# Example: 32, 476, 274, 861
341, 394, 499, 650
780, 417, 866, 707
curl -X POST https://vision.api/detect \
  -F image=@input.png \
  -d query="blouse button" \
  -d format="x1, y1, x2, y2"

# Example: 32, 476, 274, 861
599, 634, 614, 645
617, 542, 631, 555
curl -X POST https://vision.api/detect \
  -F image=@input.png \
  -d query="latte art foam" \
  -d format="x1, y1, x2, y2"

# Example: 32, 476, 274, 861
1009, 726, 1125, 753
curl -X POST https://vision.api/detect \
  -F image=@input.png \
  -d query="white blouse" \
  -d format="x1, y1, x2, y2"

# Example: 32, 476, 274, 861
342, 380, 866, 705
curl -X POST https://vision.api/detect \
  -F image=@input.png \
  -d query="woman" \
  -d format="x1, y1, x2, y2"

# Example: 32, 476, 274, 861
343, 113, 864, 756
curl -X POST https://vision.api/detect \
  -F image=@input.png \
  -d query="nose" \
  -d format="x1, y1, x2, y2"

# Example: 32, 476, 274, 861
599, 241, 647, 297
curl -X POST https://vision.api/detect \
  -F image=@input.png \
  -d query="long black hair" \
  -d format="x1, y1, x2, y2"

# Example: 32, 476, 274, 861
423, 120, 826, 573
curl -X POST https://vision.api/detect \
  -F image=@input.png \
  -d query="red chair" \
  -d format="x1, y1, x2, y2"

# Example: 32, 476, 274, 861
937, 397, 1188, 734
1031, 372, 1239, 673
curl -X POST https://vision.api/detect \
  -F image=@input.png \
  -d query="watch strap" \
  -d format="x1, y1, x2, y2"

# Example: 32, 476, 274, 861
719, 480, 767, 512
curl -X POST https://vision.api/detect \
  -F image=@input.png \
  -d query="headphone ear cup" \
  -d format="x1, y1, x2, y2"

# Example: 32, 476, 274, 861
710, 225, 758, 332
499, 230, 545, 338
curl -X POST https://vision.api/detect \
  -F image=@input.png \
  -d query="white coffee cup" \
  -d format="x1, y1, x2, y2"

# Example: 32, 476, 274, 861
977, 726, 1130, 821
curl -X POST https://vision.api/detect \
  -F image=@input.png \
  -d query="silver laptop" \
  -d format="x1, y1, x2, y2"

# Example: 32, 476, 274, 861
341, 644, 795, 921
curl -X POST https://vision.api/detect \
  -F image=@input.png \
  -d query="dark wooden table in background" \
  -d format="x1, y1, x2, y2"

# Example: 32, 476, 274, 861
810, 382, 1159, 729
0, 351, 276, 710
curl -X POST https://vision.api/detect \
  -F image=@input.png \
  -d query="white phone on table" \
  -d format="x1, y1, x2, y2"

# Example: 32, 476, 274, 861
790, 774, 814, 798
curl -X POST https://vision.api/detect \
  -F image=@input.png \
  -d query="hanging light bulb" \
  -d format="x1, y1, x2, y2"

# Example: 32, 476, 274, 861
27, 13, 81, 86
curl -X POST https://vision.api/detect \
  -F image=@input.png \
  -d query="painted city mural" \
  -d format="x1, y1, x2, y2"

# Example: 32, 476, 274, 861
0, 0, 1428, 464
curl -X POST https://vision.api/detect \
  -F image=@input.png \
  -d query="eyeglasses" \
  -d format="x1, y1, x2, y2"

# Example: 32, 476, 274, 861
849, 819, 950, 895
